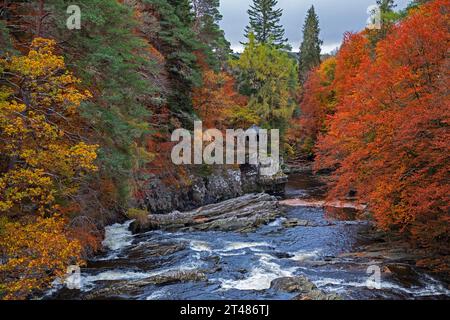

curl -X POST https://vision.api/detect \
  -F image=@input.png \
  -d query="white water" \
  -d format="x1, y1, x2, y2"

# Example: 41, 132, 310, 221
102, 220, 134, 251
220, 241, 273, 252
218, 254, 297, 291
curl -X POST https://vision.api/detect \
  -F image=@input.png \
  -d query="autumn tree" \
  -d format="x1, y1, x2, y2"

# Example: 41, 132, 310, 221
0, 0, 166, 210
193, 56, 245, 129
0, 38, 97, 217
290, 57, 336, 158
0, 38, 97, 299
314, 0, 450, 256
0, 216, 83, 300
231, 34, 298, 135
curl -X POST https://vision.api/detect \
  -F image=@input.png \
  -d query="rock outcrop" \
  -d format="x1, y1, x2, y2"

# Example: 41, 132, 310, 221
270, 276, 341, 300
130, 193, 284, 233
141, 165, 287, 215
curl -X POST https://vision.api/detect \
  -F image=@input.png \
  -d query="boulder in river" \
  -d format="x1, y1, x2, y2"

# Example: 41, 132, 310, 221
130, 193, 284, 233
270, 276, 341, 300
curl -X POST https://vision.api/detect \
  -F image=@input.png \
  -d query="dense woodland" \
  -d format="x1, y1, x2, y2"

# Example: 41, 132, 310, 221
0, 0, 448, 299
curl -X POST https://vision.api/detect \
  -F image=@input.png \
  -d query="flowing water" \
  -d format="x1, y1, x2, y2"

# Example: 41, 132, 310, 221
50, 172, 450, 300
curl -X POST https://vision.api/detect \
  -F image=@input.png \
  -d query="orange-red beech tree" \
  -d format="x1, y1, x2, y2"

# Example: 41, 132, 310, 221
289, 57, 337, 158
312, 0, 449, 257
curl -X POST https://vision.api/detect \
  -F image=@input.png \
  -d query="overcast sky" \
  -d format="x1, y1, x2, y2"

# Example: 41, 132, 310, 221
219, 0, 410, 53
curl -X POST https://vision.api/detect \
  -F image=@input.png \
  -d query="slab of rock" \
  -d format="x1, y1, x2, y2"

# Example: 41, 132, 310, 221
131, 193, 283, 233
270, 276, 341, 300
84, 271, 207, 299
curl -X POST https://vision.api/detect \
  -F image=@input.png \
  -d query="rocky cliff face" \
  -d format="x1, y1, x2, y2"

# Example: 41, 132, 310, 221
141, 164, 287, 215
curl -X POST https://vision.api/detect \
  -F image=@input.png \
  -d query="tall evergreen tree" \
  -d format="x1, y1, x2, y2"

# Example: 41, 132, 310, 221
298, 5, 322, 83
145, 0, 202, 120
244, 0, 288, 48
192, 0, 231, 67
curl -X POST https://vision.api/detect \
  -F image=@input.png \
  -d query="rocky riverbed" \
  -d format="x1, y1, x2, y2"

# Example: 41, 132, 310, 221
48, 171, 450, 300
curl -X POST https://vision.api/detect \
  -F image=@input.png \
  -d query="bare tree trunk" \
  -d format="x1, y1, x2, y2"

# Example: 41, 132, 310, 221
36, 0, 44, 36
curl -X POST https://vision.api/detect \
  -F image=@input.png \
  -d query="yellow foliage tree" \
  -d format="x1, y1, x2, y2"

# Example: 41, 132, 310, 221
0, 38, 97, 217
0, 38, 97, 299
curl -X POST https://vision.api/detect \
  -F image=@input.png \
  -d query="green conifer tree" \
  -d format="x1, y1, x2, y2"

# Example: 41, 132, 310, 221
192, 0, 231, 67
298, 5, 322, 83
244, 0, 288, 48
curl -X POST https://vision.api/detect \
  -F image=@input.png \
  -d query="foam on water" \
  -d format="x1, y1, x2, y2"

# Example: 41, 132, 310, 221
220, 241, 272, 252
146, 289, 168, 300
313, 275, 450, 297
218, 254, 296, 291
102, 220, 134, 251
267, 218, 286, 227
290, 250, 321, 262
81, 270, 150, 291
189, 240, 212, 252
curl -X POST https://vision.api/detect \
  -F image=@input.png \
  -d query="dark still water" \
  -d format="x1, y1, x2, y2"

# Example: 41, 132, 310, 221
49, 172, 450, 300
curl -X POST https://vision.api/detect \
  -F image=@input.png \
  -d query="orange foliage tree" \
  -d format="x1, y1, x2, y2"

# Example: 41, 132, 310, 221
192, 54, 247, 129
289, 57, 337, 158
314, 0, 450, 253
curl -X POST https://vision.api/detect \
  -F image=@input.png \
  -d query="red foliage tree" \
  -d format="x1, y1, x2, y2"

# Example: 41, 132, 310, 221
314, 0, 450, 254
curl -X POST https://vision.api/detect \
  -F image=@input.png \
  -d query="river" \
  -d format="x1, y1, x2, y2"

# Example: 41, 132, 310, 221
49, 172, 450, 300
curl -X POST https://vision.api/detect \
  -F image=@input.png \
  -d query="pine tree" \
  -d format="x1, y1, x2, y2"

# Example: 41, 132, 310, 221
192, 0, 231, 67
298, 5, 322, 83
244, 0, 288, 48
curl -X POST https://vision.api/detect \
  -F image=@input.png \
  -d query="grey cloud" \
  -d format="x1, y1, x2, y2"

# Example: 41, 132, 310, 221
219, 0, 410, 53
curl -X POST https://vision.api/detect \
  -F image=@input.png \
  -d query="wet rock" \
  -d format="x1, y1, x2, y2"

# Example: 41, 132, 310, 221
293, 290, 342, 301
126, 241, 187, 259
383, 263, 422, 288
270, 276, 316, 293
282, 218, 314, 228
84, 271, 207, 299
237, 268, 249, 274
340, 247, 417, 263
258, 170, 288, 196
271, 252, 294, 259
270, 276, 341, 300
132, 193, 284, 233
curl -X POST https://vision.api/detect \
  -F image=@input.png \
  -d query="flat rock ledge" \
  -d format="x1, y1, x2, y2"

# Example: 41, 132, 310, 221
84, 271, 207, 299
130, 193, 284, 233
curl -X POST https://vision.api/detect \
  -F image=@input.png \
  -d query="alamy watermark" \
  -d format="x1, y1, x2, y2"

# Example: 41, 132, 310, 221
367, 4, 382, 30
65, 265, 81, 290
66, 5, 81, 30
171, 122, 280, 176
366, 264, 382, 290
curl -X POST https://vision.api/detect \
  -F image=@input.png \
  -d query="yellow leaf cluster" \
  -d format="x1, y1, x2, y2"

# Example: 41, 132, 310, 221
0, 38, 98, 216
0, 216, 83, 300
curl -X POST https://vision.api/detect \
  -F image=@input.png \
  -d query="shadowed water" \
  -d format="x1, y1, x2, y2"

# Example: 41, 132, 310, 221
49, 172, 450, 300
